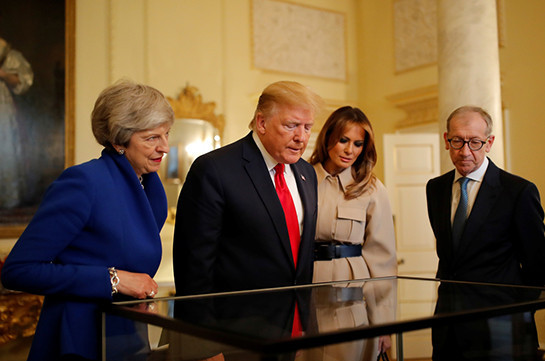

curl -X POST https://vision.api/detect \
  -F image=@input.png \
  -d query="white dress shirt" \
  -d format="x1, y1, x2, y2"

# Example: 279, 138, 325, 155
451, 157, 489, 223
252, 132, 304, 233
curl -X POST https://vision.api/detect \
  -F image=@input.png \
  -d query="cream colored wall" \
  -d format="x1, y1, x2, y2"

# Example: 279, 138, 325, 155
3, 1, 541, 245
1, 0, 363, 283
504, 3, 545, 342
355, 1, 545, 349
73, 0, 441, 181
355, 1, 437, 180
73, 0, 361, 289
75, 0, 226, 164
74, 0, 360, 166
499, 0, 545, 195
355, 1, 545, 195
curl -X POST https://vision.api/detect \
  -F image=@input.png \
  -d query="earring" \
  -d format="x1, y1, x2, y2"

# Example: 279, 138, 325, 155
118, 149, 125, 155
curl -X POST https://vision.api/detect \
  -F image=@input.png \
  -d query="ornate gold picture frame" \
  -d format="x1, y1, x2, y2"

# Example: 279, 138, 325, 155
0, 0, 75, 238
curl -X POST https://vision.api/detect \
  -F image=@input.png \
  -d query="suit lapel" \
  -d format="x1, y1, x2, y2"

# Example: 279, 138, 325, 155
107, 150, 164, 237
290, 161, 315, 274
437, 172, 456, 262
241, 134, 296, 268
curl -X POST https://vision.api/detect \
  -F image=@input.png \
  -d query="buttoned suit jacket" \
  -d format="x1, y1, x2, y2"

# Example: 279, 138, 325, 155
426, 158, 545, 286
174, 132, 318, 295
431, 282, 541, 360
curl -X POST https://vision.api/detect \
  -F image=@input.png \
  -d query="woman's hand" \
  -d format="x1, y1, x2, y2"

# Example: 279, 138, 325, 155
378, 335, 392, 353
115, 270, 158, 299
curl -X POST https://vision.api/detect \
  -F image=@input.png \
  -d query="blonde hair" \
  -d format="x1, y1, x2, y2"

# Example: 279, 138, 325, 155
92, 80, 174, 150
248, 81, 323, 129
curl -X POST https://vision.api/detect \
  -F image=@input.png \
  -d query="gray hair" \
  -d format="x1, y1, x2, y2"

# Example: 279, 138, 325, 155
92, 80, 174, 150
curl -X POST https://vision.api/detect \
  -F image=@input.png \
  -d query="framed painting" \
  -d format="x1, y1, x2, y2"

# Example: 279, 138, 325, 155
0, 0, 75, 238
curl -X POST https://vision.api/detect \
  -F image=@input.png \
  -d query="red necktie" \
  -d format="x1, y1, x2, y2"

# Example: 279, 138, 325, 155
291, 302, 303, 337
274, 163, 301, 266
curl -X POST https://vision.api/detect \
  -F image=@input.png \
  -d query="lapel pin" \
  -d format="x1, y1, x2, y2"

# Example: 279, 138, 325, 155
301, 175, 306, 181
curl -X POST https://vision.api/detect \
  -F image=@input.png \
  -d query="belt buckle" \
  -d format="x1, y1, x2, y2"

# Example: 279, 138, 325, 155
334, 244, 342, 258
314, 243, 335, 260
324, 244, 335, 260
336, 287, 364, 302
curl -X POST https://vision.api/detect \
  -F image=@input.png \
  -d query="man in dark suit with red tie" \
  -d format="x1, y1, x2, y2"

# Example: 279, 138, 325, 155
173, 80, 324, 296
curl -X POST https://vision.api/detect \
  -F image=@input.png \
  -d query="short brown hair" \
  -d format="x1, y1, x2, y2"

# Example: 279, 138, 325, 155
92, 80, 174, 150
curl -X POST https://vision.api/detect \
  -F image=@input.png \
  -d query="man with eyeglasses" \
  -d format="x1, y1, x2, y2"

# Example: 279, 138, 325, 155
427, 105, 545, 286
427, 106, 545, 360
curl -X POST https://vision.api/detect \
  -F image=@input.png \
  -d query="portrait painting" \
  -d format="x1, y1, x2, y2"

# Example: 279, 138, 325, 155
0, 0, 74, 238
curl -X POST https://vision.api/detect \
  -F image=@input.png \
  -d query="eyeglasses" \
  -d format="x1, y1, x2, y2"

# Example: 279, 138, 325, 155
447, 137, 489, 151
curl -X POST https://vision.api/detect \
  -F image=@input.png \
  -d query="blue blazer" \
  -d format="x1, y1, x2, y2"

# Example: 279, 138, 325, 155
426, 158, 545, 286
1, 149, 167, 360
173, 132, 318, 295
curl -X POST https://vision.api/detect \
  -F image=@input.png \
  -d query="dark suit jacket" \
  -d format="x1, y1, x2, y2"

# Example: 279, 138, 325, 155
173, 132, 318, 295
432, 282, 541, 361
426, 158, 545, 286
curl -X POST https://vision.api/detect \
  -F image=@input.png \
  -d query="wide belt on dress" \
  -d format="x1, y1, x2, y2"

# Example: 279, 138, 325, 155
314, 286, 365, 304
314, 242, 362, 261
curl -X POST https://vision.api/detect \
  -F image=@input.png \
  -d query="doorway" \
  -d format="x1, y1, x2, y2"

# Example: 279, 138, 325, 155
383, 132, 440, 359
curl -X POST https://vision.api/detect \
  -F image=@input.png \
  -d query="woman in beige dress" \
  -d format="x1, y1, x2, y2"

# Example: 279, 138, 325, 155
307, 106, 397, 360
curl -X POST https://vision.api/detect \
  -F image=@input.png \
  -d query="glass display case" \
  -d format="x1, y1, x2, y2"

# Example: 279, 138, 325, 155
102, 276, 545, 361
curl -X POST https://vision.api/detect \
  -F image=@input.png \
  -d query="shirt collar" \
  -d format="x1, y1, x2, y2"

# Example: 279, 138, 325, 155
337, 166, 355, 191
455, 156, 489, 183
314, 162, 329, 182
252, 131, 278, 171
314, 162, 354, 191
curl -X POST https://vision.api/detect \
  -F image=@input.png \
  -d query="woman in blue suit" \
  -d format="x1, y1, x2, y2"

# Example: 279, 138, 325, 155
1, 80, 174, 361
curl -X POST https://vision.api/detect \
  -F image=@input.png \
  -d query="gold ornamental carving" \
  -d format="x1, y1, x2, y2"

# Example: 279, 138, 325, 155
0, 292, 43, 345
167, 84, 225, 138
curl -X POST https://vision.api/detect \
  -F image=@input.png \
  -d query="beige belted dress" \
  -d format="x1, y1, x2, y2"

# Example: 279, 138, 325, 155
296, 163, 397, 361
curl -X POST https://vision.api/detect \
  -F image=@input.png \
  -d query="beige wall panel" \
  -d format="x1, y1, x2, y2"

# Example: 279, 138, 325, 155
75, 0, 110, 164
499, 0, 545, 195
71, 1, 545, 205
147, 0, 224, 125
109, 0, 147, 83
356, 1, 438, 181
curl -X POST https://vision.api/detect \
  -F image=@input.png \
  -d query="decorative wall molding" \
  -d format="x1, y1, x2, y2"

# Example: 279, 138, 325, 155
393, 0, 437, 73
251, 0, 346, 80
393, 0, 503, 72
386, 85, 438, 129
